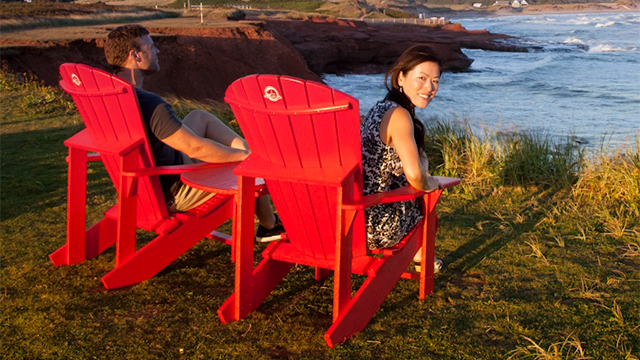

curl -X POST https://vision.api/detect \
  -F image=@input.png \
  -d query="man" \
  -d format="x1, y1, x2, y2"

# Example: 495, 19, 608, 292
104, 24, 282, 241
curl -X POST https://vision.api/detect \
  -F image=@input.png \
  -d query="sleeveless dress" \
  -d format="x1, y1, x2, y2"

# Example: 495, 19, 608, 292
361, 100, 423, 250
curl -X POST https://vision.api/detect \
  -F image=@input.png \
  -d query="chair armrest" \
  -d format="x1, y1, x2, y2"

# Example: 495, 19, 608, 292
64, 129, 145, 157
234, 154, 359, 187
122, 161, 241, 177
342, 176, 461, 210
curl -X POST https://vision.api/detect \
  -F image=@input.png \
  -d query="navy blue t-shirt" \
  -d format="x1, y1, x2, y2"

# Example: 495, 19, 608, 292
135, 88, 183, 196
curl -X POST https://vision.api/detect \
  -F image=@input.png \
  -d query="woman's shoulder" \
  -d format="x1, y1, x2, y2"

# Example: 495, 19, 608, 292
365, 100, 399, 119
377, 99, 399, 110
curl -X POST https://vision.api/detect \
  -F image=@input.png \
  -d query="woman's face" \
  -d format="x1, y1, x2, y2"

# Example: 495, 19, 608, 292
397, 61, 440, 109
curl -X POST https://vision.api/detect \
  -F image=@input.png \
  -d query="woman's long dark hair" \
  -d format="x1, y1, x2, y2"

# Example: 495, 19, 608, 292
384, 45, 442, 153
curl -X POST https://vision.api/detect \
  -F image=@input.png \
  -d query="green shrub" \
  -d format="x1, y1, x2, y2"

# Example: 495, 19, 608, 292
227, 9, 246, 20
1, 70, 76, 115
424, 119, 585, 190
384, 8, 416, 19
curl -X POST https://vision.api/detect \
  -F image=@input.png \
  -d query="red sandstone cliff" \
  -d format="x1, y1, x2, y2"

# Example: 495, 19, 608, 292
0, 19, 531, 102
264, 18, 530, 74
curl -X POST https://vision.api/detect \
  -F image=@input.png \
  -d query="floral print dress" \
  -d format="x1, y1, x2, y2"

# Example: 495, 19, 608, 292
361, 100, 423, 250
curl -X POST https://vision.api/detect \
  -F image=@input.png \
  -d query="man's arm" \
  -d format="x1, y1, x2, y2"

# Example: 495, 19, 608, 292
161, 124, 250, 163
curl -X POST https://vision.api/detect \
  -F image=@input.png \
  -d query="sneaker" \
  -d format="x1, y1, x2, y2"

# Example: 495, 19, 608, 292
256, 214, 284, 242
415, 258, 443, 274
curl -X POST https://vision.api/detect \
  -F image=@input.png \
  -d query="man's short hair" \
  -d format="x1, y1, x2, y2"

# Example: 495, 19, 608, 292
104, 24, 150, 72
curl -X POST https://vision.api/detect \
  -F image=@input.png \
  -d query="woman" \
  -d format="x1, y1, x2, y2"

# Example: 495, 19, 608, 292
361, 44, 444, 271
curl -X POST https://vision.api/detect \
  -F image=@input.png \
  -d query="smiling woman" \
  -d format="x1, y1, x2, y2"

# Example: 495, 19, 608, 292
360, 44, 445, 271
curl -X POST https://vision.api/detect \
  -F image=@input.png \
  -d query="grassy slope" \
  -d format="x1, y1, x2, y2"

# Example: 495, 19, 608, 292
0, 73, 638, 359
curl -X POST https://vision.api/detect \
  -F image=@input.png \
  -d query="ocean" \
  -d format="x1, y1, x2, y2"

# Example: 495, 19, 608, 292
323, 11, 640, 150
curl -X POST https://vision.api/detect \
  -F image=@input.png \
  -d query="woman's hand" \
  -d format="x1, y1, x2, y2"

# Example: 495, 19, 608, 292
425, 176, 443, 191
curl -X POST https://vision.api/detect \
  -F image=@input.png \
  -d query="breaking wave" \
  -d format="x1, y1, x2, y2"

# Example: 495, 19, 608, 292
588, 44, 631, 52
595, 21, 616, 28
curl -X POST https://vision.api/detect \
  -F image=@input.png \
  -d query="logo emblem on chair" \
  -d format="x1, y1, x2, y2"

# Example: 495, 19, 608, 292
71, 74, 82, 86
263, 86, 282, 102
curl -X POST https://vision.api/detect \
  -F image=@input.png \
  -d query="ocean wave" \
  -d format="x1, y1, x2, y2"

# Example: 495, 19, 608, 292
568, 18, 592, 26
595, 21, 616, 28
588, 44, 631, 53
563, 37, 585, 45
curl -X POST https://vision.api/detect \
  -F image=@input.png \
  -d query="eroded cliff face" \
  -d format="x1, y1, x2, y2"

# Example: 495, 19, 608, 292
264, 18, 528, 74
0, 19, 529, 102
0, 25, 319, 102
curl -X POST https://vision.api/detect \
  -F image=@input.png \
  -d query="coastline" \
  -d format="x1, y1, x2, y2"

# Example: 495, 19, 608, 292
1, 2, 638, 103
436, 3, 640, 21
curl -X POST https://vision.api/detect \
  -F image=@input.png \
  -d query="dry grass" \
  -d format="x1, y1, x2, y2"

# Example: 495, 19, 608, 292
507, 334, 592, 360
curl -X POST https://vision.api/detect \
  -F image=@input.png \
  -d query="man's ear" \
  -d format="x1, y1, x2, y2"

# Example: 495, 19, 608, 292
129, 49, 141, 63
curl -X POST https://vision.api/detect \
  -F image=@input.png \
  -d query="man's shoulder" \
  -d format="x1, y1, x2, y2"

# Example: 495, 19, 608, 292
135, 88, 166, 105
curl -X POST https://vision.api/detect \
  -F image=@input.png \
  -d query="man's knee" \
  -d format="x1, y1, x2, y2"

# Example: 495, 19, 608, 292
183, 109, 208, 125
183, 110, 214, 136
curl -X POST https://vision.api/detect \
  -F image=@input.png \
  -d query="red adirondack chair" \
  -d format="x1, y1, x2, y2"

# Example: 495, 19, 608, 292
217, 74, 460, 347
50, 63, 244, 289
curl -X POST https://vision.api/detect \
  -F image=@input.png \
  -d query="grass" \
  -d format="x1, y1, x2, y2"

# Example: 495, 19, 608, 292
0, 2, 180, 32
1, 72, 639, 359
168, 0, 324, 13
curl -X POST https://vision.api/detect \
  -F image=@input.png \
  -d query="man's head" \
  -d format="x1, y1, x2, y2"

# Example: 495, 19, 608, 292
104, 24, 160, 74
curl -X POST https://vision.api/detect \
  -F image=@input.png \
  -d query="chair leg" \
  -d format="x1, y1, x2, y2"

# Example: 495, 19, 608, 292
51, 146, 91, 266
218, 258, 294, 323
101, 200, 233, 289
315, 267, 332, 281
324, 230, 420, 348
420, 191, 440, 300
50, 217, 117, 266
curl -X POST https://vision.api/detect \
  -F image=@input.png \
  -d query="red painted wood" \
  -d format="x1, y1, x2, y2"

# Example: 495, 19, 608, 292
52, 63, 240, 289
232, 175, 257, 320
180, 163, 266, 195
102, 196, 233, 289
220, 74, 460, 347
66, 146, 87, 264
325, 223, 420, 348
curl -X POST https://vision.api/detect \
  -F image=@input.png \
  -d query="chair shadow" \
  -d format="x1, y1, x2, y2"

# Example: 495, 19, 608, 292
367, 186, 566, 330
1, 124, 115, 222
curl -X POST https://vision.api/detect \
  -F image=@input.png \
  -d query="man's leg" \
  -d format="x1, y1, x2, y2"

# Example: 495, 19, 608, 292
169, 153, 215, 212
182, 110, 276, 228
182, 110, 248, 151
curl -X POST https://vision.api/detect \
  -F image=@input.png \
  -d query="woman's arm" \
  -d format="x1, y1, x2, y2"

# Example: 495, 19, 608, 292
380, 107, 441, 191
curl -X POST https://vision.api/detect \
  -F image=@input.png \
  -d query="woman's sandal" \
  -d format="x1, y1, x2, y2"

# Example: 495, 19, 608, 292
414, 258, 443, 273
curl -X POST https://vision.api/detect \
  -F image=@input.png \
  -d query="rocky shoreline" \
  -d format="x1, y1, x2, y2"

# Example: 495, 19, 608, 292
1, 17, 533, 102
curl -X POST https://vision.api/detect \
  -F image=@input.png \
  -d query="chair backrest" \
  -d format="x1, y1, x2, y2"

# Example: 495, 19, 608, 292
226, 74, 366, 260
59, 63, 169, 226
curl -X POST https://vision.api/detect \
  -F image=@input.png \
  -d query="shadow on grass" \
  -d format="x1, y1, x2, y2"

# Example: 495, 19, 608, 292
0, 124, 114, 221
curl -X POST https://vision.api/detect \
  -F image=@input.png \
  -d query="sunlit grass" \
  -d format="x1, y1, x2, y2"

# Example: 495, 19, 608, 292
1, 73, 638, 359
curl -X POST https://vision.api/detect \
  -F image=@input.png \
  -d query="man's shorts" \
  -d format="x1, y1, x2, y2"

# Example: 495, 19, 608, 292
167, 153, 215, 212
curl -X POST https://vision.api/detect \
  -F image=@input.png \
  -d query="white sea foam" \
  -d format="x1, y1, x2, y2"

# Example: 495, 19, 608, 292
568, 18, 592, 26
588, 44, 629, 52
595, 21, 616, 28
563, 37, 585, 45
